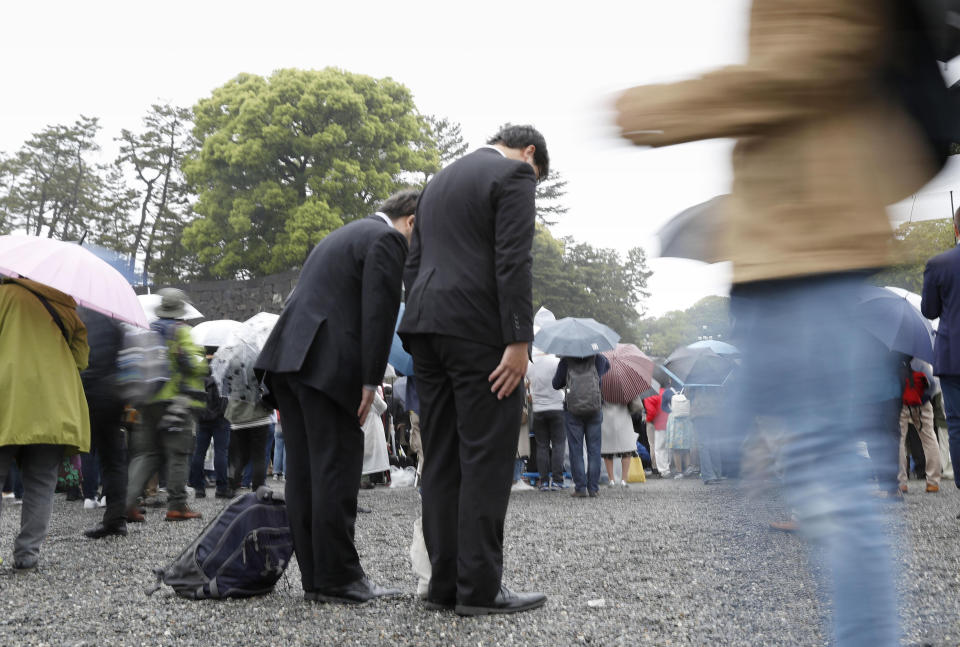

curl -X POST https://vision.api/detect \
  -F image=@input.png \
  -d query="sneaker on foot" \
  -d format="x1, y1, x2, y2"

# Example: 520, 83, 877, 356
83, 498, 98, 510
620, 480, 628, 488
673, 473, 685, 480
97, 496, 107, 508
165, 507, 203, 521
607, 480, 615, 488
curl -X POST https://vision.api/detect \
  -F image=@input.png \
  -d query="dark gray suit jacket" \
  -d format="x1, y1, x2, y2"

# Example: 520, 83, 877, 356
255, 215, 407, 412
922, 244, 960, 376
398, 148, 537, 348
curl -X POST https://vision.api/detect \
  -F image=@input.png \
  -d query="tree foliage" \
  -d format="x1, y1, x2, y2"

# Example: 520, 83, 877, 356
0, 117, 137, 247
871, 219, 955, 292
181, 68, 440, 278
636, 295, 731, 358
117, 103, 196, 283
532, 225, 651, 341
534, 171, 568, 226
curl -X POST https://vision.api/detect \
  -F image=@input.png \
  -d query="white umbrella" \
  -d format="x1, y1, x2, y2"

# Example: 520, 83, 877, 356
138, 293, 203, 323
191, 319, 242, 347
211, 312, 280, 422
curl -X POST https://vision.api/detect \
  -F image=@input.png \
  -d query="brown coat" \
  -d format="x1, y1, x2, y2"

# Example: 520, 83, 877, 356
615, 0, 936, 284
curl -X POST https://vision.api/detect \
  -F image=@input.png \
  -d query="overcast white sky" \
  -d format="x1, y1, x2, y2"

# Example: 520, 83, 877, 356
5, 1, 960, 317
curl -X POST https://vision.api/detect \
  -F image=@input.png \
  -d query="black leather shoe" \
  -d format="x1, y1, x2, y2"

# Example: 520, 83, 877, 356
84, 522, 128, 539
312, 578, 402, 605
455, 586, 546, 616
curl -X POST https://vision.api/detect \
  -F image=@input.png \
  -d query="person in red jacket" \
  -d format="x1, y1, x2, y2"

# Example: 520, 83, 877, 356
643, 381, 674, 478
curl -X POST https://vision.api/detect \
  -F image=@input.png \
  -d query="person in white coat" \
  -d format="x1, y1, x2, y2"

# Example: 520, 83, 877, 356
361, 388, 390, 479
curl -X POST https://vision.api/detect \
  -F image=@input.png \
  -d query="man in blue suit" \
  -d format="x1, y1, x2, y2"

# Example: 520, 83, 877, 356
921, 208, 960, 498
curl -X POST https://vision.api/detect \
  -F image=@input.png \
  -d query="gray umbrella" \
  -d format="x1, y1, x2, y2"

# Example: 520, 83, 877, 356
533, 317, 620, 358
657, 195, 728, 263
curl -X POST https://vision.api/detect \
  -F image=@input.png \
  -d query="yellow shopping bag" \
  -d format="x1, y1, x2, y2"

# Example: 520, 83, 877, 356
627, 456, 646, 483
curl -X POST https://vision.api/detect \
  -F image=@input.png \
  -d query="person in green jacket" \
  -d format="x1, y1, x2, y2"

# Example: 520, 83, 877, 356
0, 278, 90, 569
125, 288, 207, 522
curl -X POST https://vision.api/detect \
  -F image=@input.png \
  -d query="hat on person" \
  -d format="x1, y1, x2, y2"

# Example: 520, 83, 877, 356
154, 287, 191, 320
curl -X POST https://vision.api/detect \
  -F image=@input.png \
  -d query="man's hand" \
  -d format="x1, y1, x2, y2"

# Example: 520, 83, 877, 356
489, 342, 529, 400
358, 388, 375, 424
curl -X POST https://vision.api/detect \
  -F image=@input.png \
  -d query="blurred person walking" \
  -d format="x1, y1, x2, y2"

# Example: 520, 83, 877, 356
0, 278, 90, 568
189, 354, 232, 499
399, 125, 549, 616
125, 288, 207, 522
255, 190, 416, 604
616, 2, 940, 644
78, 307, 130, 539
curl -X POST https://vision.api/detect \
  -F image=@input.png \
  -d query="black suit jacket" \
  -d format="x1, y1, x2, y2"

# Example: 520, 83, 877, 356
255, 215, 407, 412
922, 244, 960, 376
398, 148, 537, 347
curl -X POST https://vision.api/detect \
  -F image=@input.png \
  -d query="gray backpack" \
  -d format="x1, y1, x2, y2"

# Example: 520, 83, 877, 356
565, 357, 602, 416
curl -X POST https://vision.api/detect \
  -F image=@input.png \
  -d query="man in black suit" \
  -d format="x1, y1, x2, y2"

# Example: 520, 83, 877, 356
255, 190, 417, 604
922, 207, 960, 497
399, 124, 549, 616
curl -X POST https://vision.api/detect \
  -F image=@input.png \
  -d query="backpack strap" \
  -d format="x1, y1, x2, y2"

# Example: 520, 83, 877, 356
24, 287, 70, 345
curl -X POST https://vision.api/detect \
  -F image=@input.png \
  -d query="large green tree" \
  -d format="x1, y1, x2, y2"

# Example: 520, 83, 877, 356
532, 225, 651, 340
872, 219, 955, 292
182, 68, 440, 278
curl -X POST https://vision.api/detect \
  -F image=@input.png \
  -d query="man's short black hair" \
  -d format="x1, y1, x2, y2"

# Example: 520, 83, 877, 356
380, 189, 420, 220
487, 124, 549, 182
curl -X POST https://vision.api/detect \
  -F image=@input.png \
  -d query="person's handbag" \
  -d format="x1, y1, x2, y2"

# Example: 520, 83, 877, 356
627, 456, 646, 483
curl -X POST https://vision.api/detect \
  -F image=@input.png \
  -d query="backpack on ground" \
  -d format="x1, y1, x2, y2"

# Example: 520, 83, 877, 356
565, 356, 602, 416
116, 325, 170, 405
147, 487, 294, 599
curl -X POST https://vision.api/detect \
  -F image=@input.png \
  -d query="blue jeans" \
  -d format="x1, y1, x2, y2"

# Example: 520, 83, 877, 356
938, 376, 960, 489
273, 431, 286, 476
190, 417, 231, 492
564, 410, 603, 493
728, 273, 899, 647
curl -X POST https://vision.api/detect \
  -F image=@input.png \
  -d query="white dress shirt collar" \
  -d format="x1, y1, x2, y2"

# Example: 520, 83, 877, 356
373, 211, 395, 228
479, 145, 507, 157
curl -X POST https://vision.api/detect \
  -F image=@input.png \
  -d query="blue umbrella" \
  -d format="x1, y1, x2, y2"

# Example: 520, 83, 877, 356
533, 317, 620, 358
389, 303, 415, 376
857, 286, 935, 363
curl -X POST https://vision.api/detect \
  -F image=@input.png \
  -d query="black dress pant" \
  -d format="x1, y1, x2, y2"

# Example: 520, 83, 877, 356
228, 424, 270, 492
532, 409, 566, 483
270, 374, 364, 591
406, 334, 522, 606
87, 396, 127, 527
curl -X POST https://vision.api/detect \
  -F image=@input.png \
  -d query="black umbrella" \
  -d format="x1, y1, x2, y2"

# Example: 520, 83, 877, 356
656, 195, 728, 263
662, 345, 737, 387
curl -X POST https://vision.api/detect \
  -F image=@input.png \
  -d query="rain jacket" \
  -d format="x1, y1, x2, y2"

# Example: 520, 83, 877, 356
0, 278, 90, 454
615, 0, 935, 284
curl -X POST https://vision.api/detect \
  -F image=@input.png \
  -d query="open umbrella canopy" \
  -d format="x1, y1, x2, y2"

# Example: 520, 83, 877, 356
857, 286, 935, 363
656, 195, 727, 263
533, 317, 620, 358
211, 312, 279, 421
138, 293, 203, 323
389, 303, 414, 376
687, 339, 739, 356
884, 285, 938, 330
663, 345, 737, 387
0, 234, 147, 327
191, 319, 243, 347
600, 343, 655, 404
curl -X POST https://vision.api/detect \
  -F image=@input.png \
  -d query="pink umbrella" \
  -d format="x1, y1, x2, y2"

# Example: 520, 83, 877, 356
0, 235, 148, 327
601, 343, 655, 404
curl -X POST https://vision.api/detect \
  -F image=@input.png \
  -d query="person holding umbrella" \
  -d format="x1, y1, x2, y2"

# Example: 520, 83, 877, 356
0, 277, 90, 568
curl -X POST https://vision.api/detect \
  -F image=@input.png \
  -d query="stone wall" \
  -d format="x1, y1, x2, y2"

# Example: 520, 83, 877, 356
138, 271, 299, 322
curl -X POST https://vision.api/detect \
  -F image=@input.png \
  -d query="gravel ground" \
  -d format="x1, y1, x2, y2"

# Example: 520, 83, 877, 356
1, 476, 958, 646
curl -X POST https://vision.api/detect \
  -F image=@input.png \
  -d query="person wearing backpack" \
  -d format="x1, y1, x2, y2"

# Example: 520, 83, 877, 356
125, 288, 207, 523
552, 353, 610, 498
897, 362, 942, 493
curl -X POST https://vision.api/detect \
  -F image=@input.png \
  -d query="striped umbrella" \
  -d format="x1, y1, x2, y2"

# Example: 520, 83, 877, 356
600, 343, 655, 404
